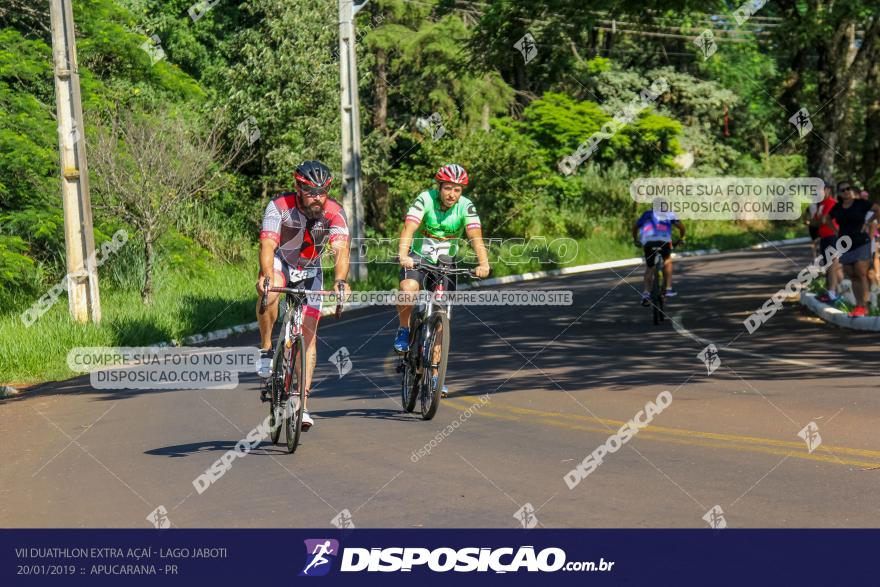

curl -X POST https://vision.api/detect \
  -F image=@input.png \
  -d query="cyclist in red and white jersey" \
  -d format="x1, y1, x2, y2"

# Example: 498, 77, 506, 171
256, 160, 350, 430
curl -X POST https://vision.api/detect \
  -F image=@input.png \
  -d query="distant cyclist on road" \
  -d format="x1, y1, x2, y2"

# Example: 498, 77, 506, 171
393, 164, 490, 397
256, 160, 351, 430
632, 201, 686, 306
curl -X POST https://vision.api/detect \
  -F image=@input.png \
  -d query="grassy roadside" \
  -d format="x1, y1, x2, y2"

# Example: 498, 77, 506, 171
0, 222, 803, 386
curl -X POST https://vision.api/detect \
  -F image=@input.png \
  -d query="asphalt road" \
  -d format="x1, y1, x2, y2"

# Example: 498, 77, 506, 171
3, 243, 879, 529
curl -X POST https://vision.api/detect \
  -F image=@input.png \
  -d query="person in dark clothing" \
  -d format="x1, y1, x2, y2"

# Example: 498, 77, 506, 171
823, 181, 880, 317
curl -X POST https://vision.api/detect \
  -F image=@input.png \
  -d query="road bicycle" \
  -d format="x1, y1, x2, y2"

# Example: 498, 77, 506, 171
396, 255, 478, 420
260, 276, 341, 453
643, 239, 683, 325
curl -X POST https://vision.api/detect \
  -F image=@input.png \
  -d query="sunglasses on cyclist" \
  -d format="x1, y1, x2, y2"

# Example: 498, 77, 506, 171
299, 184, 329, 197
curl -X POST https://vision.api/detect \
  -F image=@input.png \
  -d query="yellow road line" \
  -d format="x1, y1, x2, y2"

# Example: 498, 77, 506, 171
443, 397, 880, 469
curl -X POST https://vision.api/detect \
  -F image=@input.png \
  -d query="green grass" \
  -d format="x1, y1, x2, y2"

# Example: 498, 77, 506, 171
0, 220, 806, 385
1, 263, 255, 385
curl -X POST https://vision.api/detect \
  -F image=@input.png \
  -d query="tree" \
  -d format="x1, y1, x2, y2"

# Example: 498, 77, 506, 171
89, 106, 246, 300
768, 0, 879, 182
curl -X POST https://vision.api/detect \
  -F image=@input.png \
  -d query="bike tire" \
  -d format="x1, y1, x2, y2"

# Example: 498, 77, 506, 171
284, 334, 306, 454
268, 348, 284, 444
658, 266, 667, 323
401, 356, 418, 412
401, 313, 422, 412
420, 311, 449, 420
651, 266, 662, 326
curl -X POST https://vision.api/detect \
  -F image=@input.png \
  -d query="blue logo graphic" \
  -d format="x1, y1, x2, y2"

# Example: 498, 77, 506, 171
300, 539, 340, 577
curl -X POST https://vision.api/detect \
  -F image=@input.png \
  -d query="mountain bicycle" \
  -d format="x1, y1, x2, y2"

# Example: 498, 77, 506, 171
396, 255, 479, 420
260, 276, 341, 453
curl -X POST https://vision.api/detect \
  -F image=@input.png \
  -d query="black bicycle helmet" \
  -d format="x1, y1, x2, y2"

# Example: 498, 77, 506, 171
295, 160, 333, 188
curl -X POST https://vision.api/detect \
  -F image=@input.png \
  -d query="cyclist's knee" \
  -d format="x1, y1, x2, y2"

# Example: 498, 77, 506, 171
400, 278, 420, 292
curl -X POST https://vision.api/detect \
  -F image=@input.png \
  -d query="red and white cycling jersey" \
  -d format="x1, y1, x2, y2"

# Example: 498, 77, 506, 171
259, 193, 350, 267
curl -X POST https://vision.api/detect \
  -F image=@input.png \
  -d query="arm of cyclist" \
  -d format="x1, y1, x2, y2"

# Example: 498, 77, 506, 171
465, 225, 491, 278
398, 220, 419, 270
257, 237, 277, 295
257, 199, 282, 295
631, 221, 641, 247
330, 237, 351, 301
673, 220, 686, 244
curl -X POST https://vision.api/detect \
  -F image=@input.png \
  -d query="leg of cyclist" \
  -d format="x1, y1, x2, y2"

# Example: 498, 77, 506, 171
663, 254, 675, 296
256, 259, 287, 397
257, 265, 286, 351
297, 270, 325, 430
394, 255, 424, 352
299, 310, 320, 429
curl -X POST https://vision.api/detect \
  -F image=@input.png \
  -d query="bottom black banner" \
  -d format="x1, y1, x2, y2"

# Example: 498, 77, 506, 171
2, 529, 872, 585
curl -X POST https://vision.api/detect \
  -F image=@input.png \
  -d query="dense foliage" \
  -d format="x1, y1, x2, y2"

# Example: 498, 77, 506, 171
1, 0, 878, 306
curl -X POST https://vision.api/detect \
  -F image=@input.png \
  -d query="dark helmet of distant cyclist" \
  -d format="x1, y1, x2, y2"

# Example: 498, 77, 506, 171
435, 163, 469, 186
295, 160, 333, 193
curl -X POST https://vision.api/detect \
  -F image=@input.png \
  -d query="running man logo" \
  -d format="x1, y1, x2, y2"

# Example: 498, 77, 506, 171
139, 35, 166, 65
693, 30, 717, 60
797, 421, 822, 453
146, 505, 171, 529
789, 107, 813, 138
513, 503, 538, 529
331, 509, 356, 529
416, 112, 445, 141
702, 505, 727, 529
237, 116, 261, 146
697, 344, 721, 375
300, 539, 340, 577
328, 347, 353, 378
514, 32, 538, 64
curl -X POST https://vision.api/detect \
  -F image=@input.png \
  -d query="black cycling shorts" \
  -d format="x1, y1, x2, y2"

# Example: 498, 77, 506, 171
643, 241, 672, 268
399, 252, 457, 291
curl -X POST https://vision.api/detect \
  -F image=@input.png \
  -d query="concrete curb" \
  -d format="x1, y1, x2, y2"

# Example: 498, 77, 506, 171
153, 236, 812, 346
749, 236, 811, 250
799, 292, 880, 331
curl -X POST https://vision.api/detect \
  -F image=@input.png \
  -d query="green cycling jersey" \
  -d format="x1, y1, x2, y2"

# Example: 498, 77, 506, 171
404, 189, 482, 262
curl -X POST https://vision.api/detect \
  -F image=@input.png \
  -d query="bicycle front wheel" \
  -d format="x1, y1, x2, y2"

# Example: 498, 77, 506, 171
401, 355, 418, 413
284, 334, 306, 454
420, 311, 450, 420
268, 349, 284, 445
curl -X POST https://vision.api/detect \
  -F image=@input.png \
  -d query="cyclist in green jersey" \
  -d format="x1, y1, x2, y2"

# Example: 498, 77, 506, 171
393, 164, 491, 395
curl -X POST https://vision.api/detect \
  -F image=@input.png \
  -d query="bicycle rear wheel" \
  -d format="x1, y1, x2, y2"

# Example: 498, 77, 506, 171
651, 267, 662, 325
284, 334, 306, 454
420, 311, 449, 420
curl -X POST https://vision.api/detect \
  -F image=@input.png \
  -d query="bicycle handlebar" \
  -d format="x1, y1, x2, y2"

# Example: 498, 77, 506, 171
395, 256, 484, 278
260, 277, 344, 319
635, 238, 685, 249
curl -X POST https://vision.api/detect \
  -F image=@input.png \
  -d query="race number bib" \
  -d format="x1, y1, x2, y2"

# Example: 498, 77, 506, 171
421, 239, 452, 263
288, 267, 319, 283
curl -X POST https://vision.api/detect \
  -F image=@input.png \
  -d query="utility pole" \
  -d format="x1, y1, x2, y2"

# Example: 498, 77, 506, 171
339, 0, 368, 280
49, 0, 101, 324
